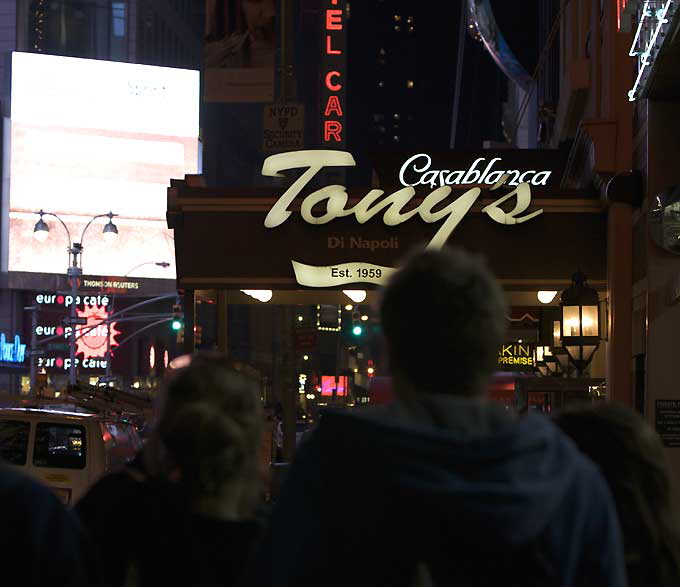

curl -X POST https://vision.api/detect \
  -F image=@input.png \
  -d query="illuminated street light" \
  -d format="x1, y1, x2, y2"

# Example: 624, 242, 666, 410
31, 209, 119, 388
367, 367, 375, 375
33, 215, 49, 242
303, 355, 309, 361
102, 213, 119, 243
345, 304, 353, 311
361, 315, 369, 321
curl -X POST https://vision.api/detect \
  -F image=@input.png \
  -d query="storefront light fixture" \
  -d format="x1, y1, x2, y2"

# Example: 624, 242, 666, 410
343, 290, 367, 303
560, 272, 601, 376
240, 290, 273, 303
537, 290, 558, 304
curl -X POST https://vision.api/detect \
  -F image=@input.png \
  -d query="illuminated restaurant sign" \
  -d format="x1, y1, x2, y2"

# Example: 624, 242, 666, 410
169, 148, 608, 290
497, 343, 536, 371
263, 150, 543, 286
0, 334, 26, 363
321, 0, 346, 145
399, 154, 553, 188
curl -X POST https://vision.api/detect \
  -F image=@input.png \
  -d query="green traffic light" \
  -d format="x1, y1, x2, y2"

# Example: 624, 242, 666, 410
172, 319, 183, 331
352, 325, 363, 336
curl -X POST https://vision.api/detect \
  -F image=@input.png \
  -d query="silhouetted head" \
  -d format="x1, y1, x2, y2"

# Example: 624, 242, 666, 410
380, 247, 506, 397
555, 403, 680, 587
148, 352, 263, 517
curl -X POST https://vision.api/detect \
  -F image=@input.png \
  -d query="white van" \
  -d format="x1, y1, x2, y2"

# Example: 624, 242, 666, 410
0, 406, 141, 505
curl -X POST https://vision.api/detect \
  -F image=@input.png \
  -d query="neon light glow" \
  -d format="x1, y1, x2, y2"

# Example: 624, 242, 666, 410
75, 305, 120, 360
628, 1, 675, 101
321, 375, 348, 397
322, 0, 346, 144
0, 334, 26, 363
149, 346, 156, 369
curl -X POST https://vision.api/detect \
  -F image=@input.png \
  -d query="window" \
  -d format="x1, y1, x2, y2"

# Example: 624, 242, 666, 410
0, 420, 30, 465
102, 422, 140, 469
33, 423, 86, 469
112, 2, 126, 37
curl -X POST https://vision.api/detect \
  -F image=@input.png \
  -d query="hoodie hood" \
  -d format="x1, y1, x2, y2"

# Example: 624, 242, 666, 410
320, 397, 584, 547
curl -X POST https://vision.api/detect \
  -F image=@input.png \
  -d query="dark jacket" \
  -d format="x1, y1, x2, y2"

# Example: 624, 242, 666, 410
0, 464, 98, 586
76, 455, 263, 587
251, 396, 627, 587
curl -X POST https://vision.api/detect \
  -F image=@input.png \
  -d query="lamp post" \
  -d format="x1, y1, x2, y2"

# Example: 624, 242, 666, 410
105, 261, 171, 379
33, 210, 119, 388
559, 272, 601, 376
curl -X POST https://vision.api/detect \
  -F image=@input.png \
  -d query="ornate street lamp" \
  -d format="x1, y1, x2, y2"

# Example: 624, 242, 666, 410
32, 210, 119, 388
560, 272, 600, 376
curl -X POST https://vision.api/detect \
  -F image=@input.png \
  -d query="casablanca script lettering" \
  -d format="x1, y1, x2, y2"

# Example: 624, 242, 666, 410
262, 150, 543, 250
399, 153, 552, 188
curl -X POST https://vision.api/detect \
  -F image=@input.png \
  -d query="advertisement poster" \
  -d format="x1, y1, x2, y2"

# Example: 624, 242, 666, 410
5, 52, 200, 280
205, 0, 276, 102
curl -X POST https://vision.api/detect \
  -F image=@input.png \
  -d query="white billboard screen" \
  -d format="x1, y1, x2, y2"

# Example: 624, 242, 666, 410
6, 52, 200, 279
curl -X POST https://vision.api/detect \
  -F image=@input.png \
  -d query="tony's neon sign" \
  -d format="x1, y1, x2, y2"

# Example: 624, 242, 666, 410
263, 150, 543, 250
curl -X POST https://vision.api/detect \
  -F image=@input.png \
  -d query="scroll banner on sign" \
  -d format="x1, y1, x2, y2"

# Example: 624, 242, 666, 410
291, 260, 396, 287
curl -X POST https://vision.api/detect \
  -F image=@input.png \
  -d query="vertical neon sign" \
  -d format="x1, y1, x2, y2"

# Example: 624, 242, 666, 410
322, 0, 347, 145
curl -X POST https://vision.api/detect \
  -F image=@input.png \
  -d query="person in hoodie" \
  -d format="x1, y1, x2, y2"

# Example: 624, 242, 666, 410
250, 247, 627, 587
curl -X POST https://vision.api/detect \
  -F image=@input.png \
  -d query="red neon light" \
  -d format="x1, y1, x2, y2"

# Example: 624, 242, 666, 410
326, 9, 343, 30
324, 96, 343, 117
324, 120, 343, 142
325, 71, 342, 91
75, 305, 120, 360
326, 35, 341, 55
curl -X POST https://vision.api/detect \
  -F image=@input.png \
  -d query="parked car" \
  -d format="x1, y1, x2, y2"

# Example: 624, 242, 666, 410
0, 404, 141, 505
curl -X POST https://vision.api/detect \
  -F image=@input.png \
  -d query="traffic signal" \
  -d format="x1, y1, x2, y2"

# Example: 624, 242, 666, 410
171, 304, 184, 332
352, 310, 362, 336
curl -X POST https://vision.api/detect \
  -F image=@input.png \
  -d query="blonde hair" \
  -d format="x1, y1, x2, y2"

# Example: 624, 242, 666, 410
146, 353, 262, 515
